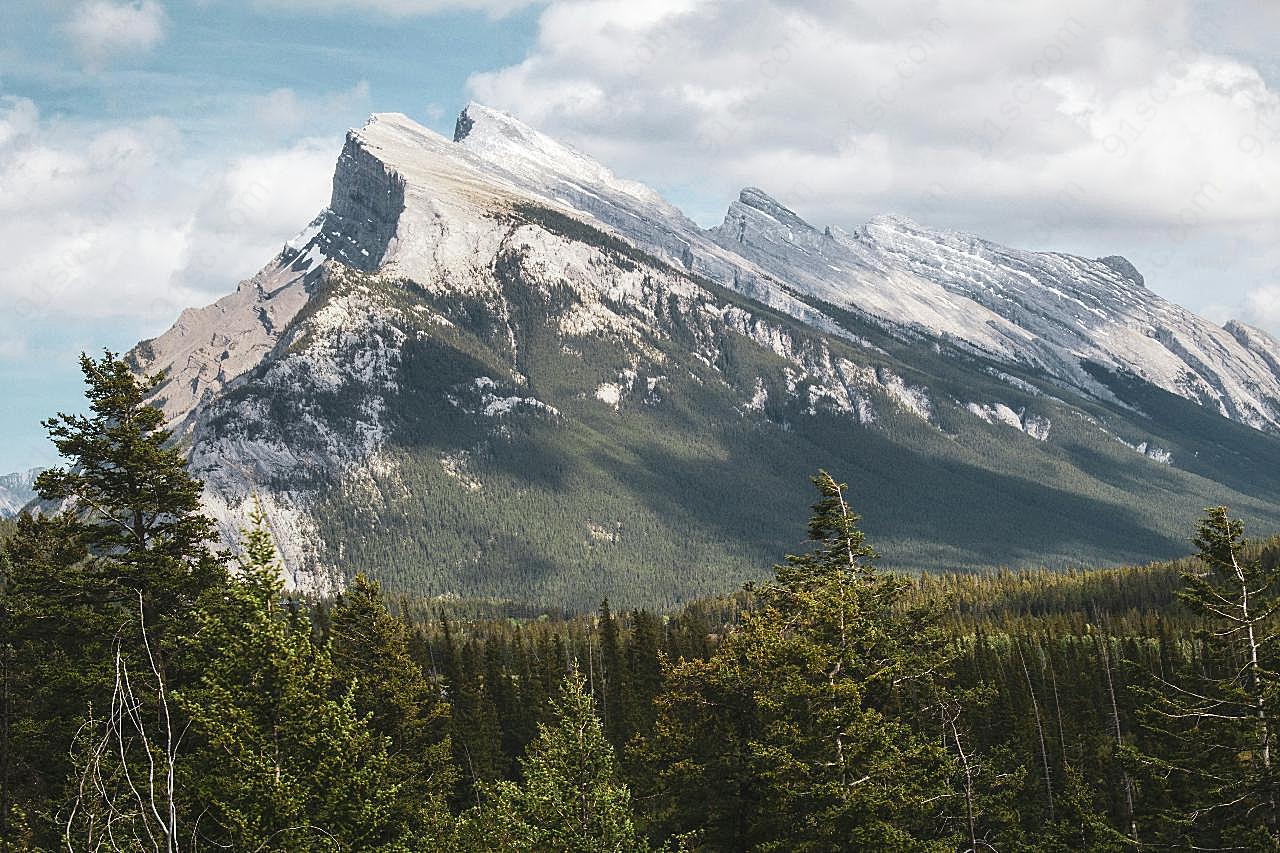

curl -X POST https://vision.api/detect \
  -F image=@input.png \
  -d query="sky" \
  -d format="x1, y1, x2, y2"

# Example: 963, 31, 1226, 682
1, 0, 1278, 472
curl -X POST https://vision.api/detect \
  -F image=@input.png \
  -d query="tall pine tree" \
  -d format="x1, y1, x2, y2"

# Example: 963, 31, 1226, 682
329, 572, 456, 837
463, 670, 648, 852
1138, 506, 1280, 849
637, 471, 954, 851
35, 351, 224, 637
177, 504, 415, 850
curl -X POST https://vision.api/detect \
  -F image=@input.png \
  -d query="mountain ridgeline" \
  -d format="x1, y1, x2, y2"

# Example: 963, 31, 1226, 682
0, 469, 44, 517
126, 103, 1280, 610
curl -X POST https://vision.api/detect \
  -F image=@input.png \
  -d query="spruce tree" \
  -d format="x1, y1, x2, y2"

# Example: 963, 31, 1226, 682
598, 599, 628, 749
19, 351, 226, 847
35, 351, 224, 636
624, 610, 664, 747
1138, 506, 1280, 848
0, 513, 101, 847
177, 505, 413, 850
464, 670, 647, 852
328, 572, 456, 835
637, 471, 953, 850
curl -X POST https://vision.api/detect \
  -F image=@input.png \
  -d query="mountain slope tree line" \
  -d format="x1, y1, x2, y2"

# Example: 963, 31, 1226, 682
1, 351, 1278, 850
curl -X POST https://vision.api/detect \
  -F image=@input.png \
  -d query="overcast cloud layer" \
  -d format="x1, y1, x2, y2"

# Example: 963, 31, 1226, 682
469, 0, 1280, 328
0, 94, 338, 326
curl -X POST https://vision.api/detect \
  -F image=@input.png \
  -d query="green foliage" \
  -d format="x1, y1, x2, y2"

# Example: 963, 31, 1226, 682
462, 670, 648, 852
636, 472, 952, 851
0, 512, 101, 845
328, 572, 457, 836
5, 351, 229, 848
11, 344, 1280, 850
1132, 506, 1280, 848
177, 506, 423, 850
35, 351, 224, 627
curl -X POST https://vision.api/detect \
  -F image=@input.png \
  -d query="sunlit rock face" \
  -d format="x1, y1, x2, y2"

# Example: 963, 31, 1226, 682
125, 103, 1280, 604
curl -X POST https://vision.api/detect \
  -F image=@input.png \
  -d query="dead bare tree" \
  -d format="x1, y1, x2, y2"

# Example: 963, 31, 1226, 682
943, 700, 1000, 853
1018, 644, 1054, 823
1097, 623, 1138, 843
64, 591, 181, 853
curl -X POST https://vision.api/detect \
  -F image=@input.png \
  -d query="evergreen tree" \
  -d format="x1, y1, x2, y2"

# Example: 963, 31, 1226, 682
329, 572, 456, 834
34, 351, 224, 638
464, 670, 648, 852
447, 632, 507, 807
624, 610, 664, 749
15, 351, 227, 847
1137, 506, 1280, 848
0, 513, 101, 847
637, 471, 953, 851
598, 599, 628, 749
176, 504, 415, 850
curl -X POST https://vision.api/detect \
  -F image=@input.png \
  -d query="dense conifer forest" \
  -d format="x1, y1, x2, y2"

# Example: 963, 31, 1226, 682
3, 353, 1280, 851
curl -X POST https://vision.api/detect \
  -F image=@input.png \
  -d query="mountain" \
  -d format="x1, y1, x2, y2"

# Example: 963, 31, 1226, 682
0, 468, 44, 517
128, 103, 1280, 609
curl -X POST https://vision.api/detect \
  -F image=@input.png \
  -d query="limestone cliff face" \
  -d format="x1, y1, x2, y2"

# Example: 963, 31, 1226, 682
0, 468, 43, 517
122, 104, 1280, 602
324, 133, 406, 273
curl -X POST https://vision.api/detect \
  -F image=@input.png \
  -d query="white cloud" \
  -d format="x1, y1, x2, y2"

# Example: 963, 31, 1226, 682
176, 140, 338, 296
0, 97, 335, 334
250, 81, 372, 138
1243, 285, 1280, 333
0, 96, 38, 146
63, 0, 168, 67
254, 0, 539, 18
467, 0, 1280, 319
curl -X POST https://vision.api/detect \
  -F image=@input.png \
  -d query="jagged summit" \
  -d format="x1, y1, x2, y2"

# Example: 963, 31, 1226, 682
1098, 255, 1145, 288
137, 105, 1280, 443
0, 467, 44, 518
734, 187, 813, 231
123, 102, 1280, 601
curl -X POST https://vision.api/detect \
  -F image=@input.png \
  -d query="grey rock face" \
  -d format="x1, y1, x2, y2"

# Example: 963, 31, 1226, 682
1098, 255, 1145, 287
453, 107, 475, 142
123, 103, 1280, 590
0, 468, 44, 517
323, 133, 406, 272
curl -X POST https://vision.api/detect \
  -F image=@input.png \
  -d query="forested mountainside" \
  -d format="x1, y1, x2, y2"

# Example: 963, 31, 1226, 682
5, 356, 1279, 849
119, 104, 1280, 609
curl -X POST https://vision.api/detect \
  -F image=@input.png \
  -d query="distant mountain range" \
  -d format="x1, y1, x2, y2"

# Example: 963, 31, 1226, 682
121, 103, 1280, 610
0, 468, 43, 518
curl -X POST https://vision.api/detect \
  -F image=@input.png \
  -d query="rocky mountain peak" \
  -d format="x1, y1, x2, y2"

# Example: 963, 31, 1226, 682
452, 105, 475, 142
0, 467, 44, 518
115, 103, 1280, 598
734, 187, 813, 231
1097, 255, 1145, 288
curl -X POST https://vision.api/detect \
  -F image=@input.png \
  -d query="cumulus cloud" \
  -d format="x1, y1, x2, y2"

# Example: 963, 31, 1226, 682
0, 97, 335, 335
1243, 285, 1280, 332
471, 0, 1280, 225
254, 0, 539, 18
467, 0, 1280, 319
250, 81, 372, 138
176, 140, 338, 296
63, 0, 168, 67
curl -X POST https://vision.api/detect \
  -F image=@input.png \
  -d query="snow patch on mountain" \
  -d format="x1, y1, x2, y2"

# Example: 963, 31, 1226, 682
124, 102, 1280, 586
0, 468, 44, 517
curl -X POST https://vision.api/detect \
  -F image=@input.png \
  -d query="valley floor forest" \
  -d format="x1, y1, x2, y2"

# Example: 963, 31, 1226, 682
3, 352, 1280, 851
